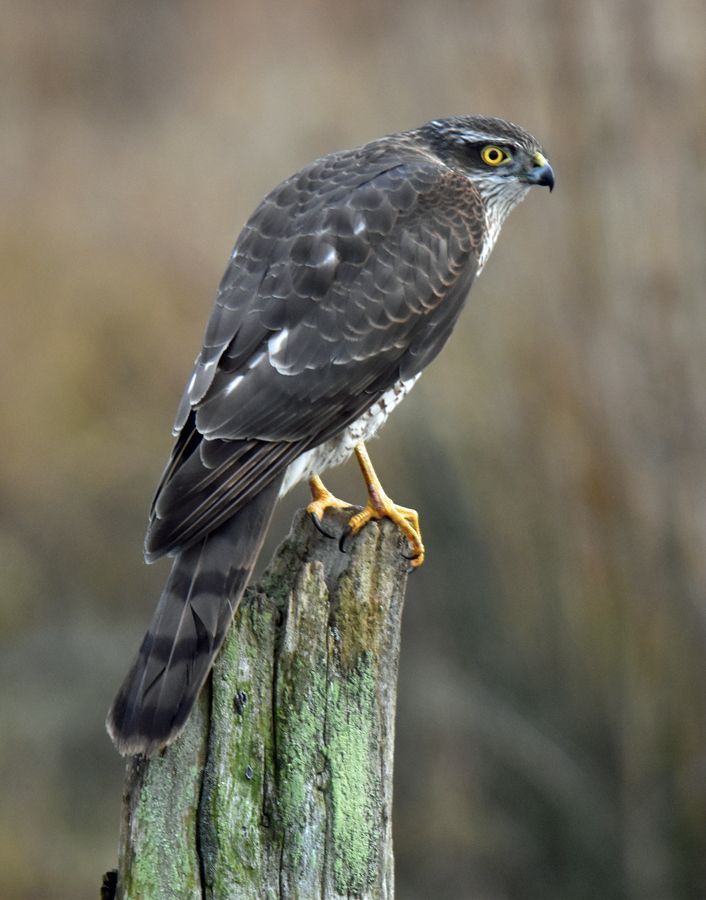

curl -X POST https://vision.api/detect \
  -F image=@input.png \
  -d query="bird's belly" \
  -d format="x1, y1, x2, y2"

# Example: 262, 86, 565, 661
278, 374, 420, 496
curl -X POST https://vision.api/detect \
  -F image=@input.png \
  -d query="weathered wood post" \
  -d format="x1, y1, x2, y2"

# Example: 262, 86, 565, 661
112, 507, 410, 899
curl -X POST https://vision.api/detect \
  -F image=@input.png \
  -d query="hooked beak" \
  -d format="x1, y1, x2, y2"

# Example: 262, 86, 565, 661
526, 151, 555, 192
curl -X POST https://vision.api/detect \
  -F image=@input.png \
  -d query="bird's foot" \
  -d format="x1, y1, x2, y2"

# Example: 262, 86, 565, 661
340, 493, 425, 569
307, 475, 352, 538
341, 442, 426, 569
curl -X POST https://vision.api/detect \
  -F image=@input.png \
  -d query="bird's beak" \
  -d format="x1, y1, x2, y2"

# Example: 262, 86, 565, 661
526, 151, 555, 192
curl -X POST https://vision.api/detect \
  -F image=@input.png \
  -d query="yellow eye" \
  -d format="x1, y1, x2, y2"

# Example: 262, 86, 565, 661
481, 145, 510, 166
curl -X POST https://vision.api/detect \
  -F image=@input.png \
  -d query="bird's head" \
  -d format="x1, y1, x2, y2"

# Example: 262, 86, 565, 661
421, 114, 554, 197
418, 115, 554, 268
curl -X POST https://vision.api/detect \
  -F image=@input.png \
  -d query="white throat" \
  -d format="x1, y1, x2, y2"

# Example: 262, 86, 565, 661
475, 179, 531, 273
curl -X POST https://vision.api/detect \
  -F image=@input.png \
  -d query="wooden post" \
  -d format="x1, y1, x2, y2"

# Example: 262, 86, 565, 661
112, 508, 410, 899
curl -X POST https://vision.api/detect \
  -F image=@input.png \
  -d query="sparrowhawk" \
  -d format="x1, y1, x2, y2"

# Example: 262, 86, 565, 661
107, 115, 554, 755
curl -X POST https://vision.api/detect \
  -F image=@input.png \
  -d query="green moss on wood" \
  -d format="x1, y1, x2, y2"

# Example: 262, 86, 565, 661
119, 690, 207, 899
117, 511, 407, 900
200, 595, 278, 898
327, 658, 381, 894
276, 658, 328, 868
273, 559, 330, 892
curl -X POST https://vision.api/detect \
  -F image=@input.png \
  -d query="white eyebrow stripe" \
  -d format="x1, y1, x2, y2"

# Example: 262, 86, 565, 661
459, 131, 493, 143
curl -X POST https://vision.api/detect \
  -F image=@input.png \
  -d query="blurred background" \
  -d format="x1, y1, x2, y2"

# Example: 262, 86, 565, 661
2, 0, 705, 897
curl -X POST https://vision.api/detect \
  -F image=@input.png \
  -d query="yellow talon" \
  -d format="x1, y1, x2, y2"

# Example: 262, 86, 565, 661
346, 443, 425, 568
307, 475, 352, 529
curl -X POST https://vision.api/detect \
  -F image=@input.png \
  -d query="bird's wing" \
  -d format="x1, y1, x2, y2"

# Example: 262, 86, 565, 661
146, 146, 484, 559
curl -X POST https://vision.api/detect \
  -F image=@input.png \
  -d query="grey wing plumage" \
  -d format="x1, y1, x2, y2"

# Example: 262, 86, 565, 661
146, 142, 483, 561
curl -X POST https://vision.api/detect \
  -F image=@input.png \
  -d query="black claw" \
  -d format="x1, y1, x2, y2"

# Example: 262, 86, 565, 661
339, 526, 353, 554
401, 543, 423, 562
309, 511, 336, 540
401, 544, 422, 573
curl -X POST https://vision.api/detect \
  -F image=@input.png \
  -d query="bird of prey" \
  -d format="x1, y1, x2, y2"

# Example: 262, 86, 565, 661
107, 115, 554, 755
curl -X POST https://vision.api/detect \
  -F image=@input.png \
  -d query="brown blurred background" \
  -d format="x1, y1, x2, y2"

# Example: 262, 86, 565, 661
2, 0, 706, 897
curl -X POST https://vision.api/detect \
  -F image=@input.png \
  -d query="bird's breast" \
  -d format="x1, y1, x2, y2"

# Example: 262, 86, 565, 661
278, 373, 421, 496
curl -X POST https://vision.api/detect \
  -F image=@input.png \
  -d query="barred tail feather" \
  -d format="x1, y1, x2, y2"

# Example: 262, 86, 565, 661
106, 477, 282, 756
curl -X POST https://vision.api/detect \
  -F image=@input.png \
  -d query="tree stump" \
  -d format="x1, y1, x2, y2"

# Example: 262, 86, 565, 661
113, 508, 410, 899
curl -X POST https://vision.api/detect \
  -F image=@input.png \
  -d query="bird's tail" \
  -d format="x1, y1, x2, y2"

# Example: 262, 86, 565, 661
106, 477, 282, 756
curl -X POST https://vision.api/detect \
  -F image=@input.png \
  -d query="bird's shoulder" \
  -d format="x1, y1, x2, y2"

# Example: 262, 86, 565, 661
251, 134, 482, 232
